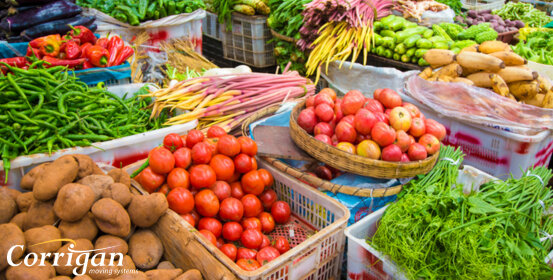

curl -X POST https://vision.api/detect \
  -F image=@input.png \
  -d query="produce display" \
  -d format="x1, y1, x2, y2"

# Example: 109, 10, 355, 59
493, 2, 552, 28
393, 0, 449, 22
371, 146, 553, 279
0, 153, 204, 279
133, 130, 292, 271
513, 29, 553, 66
76, 0, 206, 26
0, 64, 167, 178
418, 40, 553, 108
214, 0, 270, 28
458, 9, 524, 34
297, 88, 446, 162
0, 0, 95, 41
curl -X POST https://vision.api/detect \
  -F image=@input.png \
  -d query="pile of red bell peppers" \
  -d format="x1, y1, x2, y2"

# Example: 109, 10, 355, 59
0, 25, 133, 72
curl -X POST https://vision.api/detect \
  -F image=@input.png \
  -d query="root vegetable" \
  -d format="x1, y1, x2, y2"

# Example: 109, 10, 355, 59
107, 169, 131, 188
74, 276, 94, 280
54, 239, 94, 276
490, 74, 510, 97
0, 223, 25, 271
129, 229, 164, 270
5, 258, 55, 280
94, 235, 128, 256
20, 163, 49, 191
102, 183, 132, 207
16, 192, 34, 212
77, 175, 115, 201
112, 272, 148, 280
452, 77, 475, 86
523, 94, 545, 107
456, 52, 505, 72
157, 261, 175, 269
54, 183, 95, 222
423, 50, 456, 69
508, 80, 539, 100
51, 276, 72, 280
86, 255, 135, 280
10, 212, 27, 229
175, 269, 203, 280
91, 198, 131, 238
434, 63, 463, 78
58, 213, 98, 241
496, 67, 537, 83
478, 40, 510, 54
0, 190, 16, 223
488, 51, 526, 66
128, 193, 168, 228
24, 225, 61, 255
144, 269, 183, 280
466, 72, 494, 87
74, 154, 95, 179
2, 187, 20, 200
24, 199, 57, 230
543, 90, 553, 108
33, 155, 79, 201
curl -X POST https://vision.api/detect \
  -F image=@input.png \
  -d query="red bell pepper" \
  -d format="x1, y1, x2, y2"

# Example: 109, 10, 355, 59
38, 34, 62, 57
86, 45, 109, 67
62, 40, 81, 60
112, 46, 134, 66
80, 42, 93, 59
96, 37, 109, 49
82, 61, 94, 69
68, 25, 97, 45
42, 56, 86, 69
107, 36, 124, 67
29, 37, 45, 49
26, 47, 42, 59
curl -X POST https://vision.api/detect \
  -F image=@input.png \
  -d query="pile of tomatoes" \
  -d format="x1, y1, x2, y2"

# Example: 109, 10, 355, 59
136, 126, 293, 271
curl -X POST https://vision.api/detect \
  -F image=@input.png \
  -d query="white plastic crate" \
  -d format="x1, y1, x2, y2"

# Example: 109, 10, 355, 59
221, 12, 275, 67
461, 0, 504, 11
203, 11, 223, 40
0, 84, 198, 190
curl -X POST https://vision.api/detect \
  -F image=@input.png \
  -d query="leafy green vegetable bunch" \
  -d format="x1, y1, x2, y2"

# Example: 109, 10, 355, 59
493, 2, 552, 27
267, 0, 311, 38
514, 30, 553, 65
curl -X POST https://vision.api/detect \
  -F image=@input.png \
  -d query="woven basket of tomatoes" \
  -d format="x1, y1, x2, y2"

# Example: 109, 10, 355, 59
125, 127, 350, 279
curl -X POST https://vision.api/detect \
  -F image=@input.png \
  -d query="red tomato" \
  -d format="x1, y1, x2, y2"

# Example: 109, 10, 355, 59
241, 194, 263, 218
259, 189, 277, 210
242, 217, 262, 232
195, 189, 220, 217
191, 142, 212, 164
198, 217, 223, 238
189, 165, 216, 189
274, 237, 290, 254
207, 125, 227, 138
167, 168, 190, 189
241, 170, 264, 195
251, 157, 258, 171
217, 135, 241, 157
237, 136, 258, 156
199, 229, 217, 246
234, 154, 253, 174
236, 248, 257, 260
173, 148, 192, 169
138, 167, 165, 193
149, 147, 175, 174
222, 221, 243, 241
189, 211, 200, 224
203, 138, 218, 155
186, 129, 204, 148
217, 238, 224, 248
180, 134, 187, 147
257, 246, 280, 265
157, 184, 169, 195
259, 234, 270, 249
257, 169, 274, 188
271, 201, 291, 224
167, 187, 194, 214
163, 133, 184, 152
258, 212, 275, 233
219, 197, 244, 221
211, 181, 231, 201
210, 154, 235, 181
226, 171, 241, 183
220, 243, 237, 261
236, 259, 261, 271
240, 229, 263, 249
230, 182, 244, 199
180, 213, 196, 227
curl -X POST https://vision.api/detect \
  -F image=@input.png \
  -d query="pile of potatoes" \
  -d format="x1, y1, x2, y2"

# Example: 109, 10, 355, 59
0, 154, 202, 280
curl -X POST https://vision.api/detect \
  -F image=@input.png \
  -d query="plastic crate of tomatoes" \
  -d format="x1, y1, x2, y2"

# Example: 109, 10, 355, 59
125, 126, 350, 279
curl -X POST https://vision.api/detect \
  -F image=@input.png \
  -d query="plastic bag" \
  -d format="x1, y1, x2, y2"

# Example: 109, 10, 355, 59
321, 61, 418, 96
404, 75, 553, 135
418, 8, 455, 27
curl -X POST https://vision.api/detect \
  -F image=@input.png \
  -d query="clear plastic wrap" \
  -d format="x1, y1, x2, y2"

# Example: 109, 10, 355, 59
404, 75, 553, 135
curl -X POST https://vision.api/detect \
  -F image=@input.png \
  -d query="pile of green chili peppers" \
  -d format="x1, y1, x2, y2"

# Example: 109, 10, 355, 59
0, 62, 168, 181
76, 0, 206, 26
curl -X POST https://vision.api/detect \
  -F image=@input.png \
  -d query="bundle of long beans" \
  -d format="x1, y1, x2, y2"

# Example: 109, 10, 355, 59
144, 70, 315, 131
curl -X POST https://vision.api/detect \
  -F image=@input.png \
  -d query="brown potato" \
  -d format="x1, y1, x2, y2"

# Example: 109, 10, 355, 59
6, 258, 55, 280
74, 275, 94, 280
58, 213, 98, 241
175, 269, 203, 280
156, 261, 175, 270
86, 255, 135, 280
20, 163, 50, 191
9, 213, 26, 229
128, 229, 163, 270
108, 169, 131, 188
0, 223, 25, 271
91, 198, 131, 238
78, 175, 115, 201
0, 190, 16, 223
1, 188, 21, 200
102, 183, 131, 207
24, 225, 61, 255
73, 155, 95, 179
16, 192, 34, 212
145, 269, 183, 280
112, 271, 148, 280
24, 199, 57, 230
54, 183, 95, 222
94, 235, 128, 257
54, 239, 94, 276
34, 155, 79, 201
128, 193, 168, 228
50, 276, 72, 280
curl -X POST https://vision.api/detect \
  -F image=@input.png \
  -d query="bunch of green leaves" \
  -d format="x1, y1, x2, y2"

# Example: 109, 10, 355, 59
372, 146, 553, 280
267, 0, 311, 37
165, 65, 202, 81
435, 0, 462, 15
273, 40, 307, 75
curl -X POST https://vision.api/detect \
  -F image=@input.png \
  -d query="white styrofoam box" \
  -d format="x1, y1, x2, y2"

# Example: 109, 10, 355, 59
0, 84, 198, 190
345, 166, 497, 280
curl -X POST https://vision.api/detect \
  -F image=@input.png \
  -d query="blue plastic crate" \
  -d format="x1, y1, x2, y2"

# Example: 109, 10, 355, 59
0, 40, 131, 86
